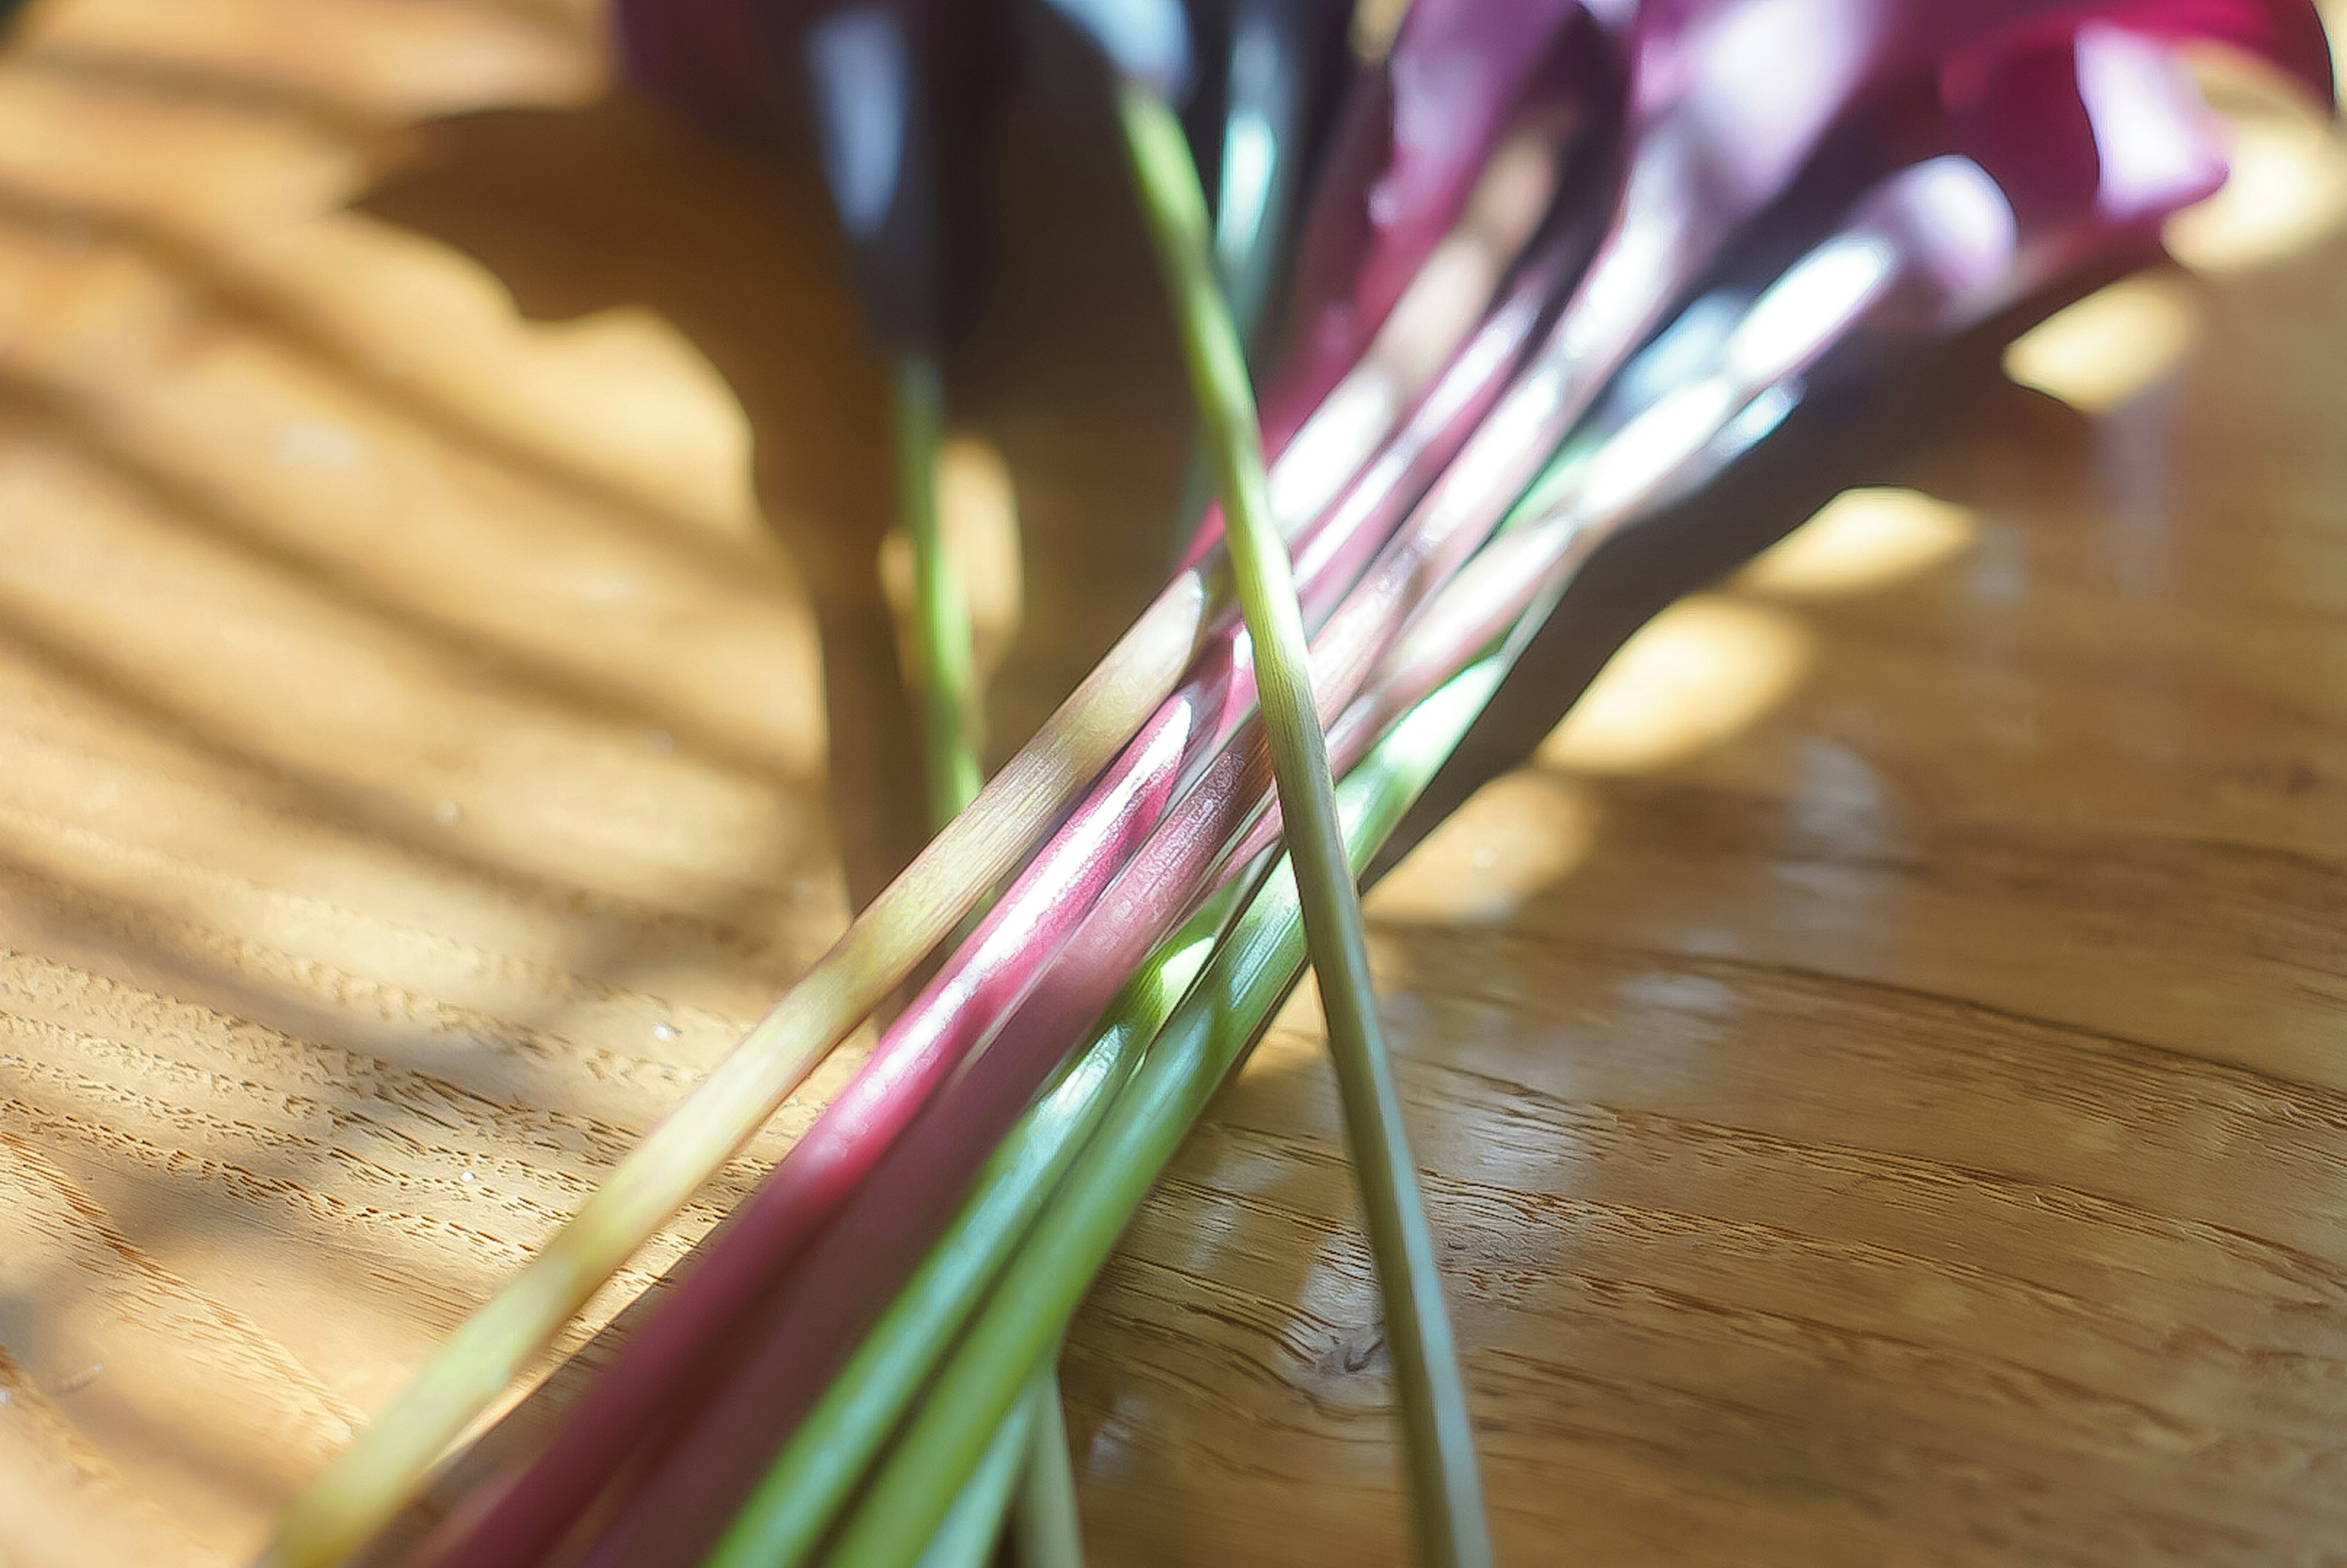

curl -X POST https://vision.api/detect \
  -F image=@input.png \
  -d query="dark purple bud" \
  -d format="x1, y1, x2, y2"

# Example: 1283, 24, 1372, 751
796, 1, 1005, 350
1179, 0, 1361, 353
616, 0, 1005, 352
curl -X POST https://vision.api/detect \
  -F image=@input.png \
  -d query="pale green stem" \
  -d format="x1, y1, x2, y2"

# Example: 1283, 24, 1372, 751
1113, 83, 1491, 1568
911, 1379, 1043, 1568
895, 354, 1074, 1565
1011, 1368, 1084, 1568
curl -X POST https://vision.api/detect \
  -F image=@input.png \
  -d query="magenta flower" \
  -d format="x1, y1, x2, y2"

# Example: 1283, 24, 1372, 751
1259, 0, 1610, 447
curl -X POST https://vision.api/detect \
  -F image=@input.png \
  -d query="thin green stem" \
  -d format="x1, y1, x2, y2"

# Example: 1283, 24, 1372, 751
1011, 1366, 1084, 1568
897, 353, 985, 824
900, 350, 1067, 1566
1112, 84, 1491, 1568
910, 1379, 1042, 1568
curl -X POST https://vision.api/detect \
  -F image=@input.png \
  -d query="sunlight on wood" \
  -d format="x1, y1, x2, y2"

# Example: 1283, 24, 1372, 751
2165, 46, 2347, 276
939, 436, 1024, 669
243, 214, 765, 546
0, 1339, 219, 1568
0, 1138, 358, 1553
0, 10, 852, 1558
2166, 114, 2347, 274
1535, 595, 1813, 776
1367, 771, 1597, 925
2002, 272, 2202, 413
10, 0, 607, 122
1736, 486, 1978, 601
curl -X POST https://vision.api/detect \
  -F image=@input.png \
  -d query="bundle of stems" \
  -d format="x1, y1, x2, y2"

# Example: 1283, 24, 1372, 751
438, 108, 1968, 1568
399, 81, 1601, 1568
260, 4, 2334, 1567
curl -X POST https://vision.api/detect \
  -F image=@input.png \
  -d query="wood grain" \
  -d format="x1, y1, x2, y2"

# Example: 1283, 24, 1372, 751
1, 2, 2345, 1564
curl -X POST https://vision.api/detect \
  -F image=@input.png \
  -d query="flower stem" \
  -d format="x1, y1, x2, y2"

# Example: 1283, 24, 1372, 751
898, 345, 1078, 1567
823, 646, 1515, 1568
1112, 82, 1489, 1568
698, 882, 1244, 1568
901, 344, 1063, 1567
1012, 1366, 1084, 1568
897, 351, 985, 824
911, 1379, 1041, 1568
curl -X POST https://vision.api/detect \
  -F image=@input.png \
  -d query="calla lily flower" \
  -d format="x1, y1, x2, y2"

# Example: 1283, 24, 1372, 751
1359, 0, 2332, 750
1553, 0, 2323, 403
1267, 0, 2328, 708
1931, 14, 2315, 293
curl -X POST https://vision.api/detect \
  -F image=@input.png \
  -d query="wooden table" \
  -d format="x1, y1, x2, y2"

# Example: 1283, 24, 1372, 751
3, 2, 2345, 1564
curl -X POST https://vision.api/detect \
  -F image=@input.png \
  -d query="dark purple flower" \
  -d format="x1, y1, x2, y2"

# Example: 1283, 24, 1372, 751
618, 0, 1005, 351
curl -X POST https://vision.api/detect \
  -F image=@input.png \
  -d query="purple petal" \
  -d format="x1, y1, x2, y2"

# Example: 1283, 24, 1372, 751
1261, 0, 1608, 448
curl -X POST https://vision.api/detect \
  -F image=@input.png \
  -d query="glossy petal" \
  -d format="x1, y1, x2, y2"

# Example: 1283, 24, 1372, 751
1261, 0, 1610, 447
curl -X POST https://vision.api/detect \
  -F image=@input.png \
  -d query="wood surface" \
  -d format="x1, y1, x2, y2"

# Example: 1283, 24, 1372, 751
2, 2, 2345, 1564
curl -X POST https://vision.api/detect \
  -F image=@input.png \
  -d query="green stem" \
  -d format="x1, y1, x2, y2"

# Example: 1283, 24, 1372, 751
700, 886, 1245, 1568
1112, 83, 1491, 1568
822, 650, 1513, 1568
1011, 1367, 1084, 1568
910, 1378, 1042, 1568
900, 350, 1069, 1567
897, 352, 985, 824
